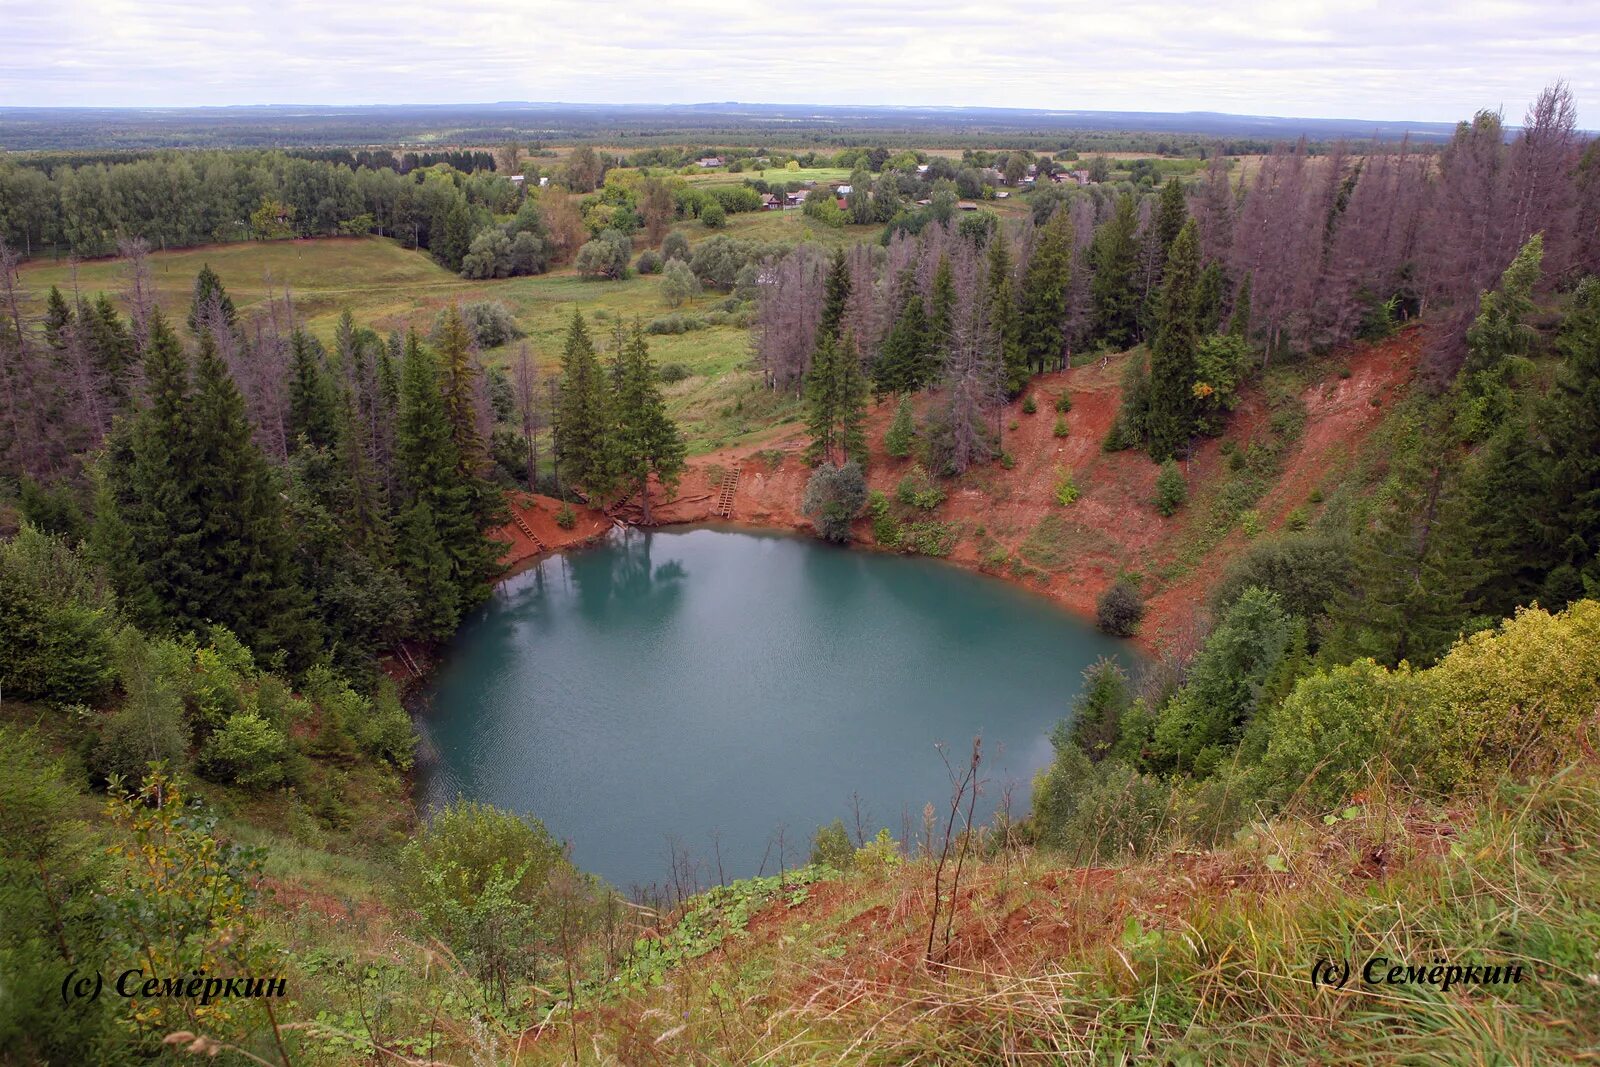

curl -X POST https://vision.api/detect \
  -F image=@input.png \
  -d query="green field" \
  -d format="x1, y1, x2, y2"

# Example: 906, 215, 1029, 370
674, 165, 851, 187
18, 235, 805, 454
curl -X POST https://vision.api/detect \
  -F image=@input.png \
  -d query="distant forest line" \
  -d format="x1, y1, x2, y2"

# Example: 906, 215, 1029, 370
0, 102, 1473, 153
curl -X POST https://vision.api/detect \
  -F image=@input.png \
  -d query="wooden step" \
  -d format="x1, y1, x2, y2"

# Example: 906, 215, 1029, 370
510, 508, 546, 551
715, 465, 742, 518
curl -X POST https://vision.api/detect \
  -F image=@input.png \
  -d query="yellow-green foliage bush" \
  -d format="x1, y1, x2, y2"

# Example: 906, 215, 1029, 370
1262, 600, 1600, 806
853, 829, 904, 873
1425, 599, 1600, 781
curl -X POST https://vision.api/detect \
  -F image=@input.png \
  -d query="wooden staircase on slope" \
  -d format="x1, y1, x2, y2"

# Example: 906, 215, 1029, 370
715, 465, 741, 518
510, 508, 547, 552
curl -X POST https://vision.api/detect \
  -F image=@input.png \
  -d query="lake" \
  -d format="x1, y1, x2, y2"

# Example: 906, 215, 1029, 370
418, 526, 1136, 890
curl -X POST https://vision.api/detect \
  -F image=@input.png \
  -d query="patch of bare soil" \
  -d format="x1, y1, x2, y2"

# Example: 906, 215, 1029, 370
494, 332, 1420, 654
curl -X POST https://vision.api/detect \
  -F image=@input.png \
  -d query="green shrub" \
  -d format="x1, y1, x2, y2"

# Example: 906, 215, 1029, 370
803, 462, 867, 543
197, 712, 296, 790
1053, 466, 1080, 506
359, 679, 417, 770
894, 464, 945, 509
555, 503, 577, 530
0, 526, 118, 705
1021, 395, 1037, 414
1096, 581, 1145, 636
867, 490, 902, 548
1052, 414, 1070, 438
809, 819, 855, 870
1154, 459, 1186, 516
853, 829, 903, 873
1208, 530, 1353, 630
657, 362, 691, 383
398, 799, 581, 994
1259, 600, 1600, 807
901, 521, 958, 557
1240, 509, 1263, 537
1055, 391, 1073, 414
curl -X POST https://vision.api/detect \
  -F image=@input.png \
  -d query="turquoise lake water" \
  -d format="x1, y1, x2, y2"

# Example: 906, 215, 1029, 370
419, 526, 1135, 890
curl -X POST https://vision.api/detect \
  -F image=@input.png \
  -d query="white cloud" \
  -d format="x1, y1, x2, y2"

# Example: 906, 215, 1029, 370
2, 0, 1594, 124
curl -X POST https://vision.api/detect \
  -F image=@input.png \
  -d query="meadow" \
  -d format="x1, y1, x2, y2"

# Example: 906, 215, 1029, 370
19, 234, 815, 454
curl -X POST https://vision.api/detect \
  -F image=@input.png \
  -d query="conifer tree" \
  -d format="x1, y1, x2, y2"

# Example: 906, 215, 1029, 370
1146, 219, 1202, 460
188, 329, 319, 664
435, 304, 503, 532
113, 309, 204, 633
987, 230, 1027, 394
187, 264, 236, 335
435, 305, 486, 469
818, 248, 852, 346
1090, 194, 1143, 348
884, 394, 916, 457
287, 330, 340, 452
1154, 177, 1189, 261
1228, 273, 1254, 340
553, 310, 615, 500
611, 324, 686, 523
1020, 206, 1074, 375
805, 332, 869, 467
1194, 261, 1227, 334
1328, 408, 1474, 667
395, 333, 491, 635
874, 267, 930, 397
84, 294, 136, 408
43, 286, 71, 349
1539, 277, 1600, 604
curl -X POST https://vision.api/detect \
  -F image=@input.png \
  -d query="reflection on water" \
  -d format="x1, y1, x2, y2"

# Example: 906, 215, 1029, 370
421, 527, 1136, 892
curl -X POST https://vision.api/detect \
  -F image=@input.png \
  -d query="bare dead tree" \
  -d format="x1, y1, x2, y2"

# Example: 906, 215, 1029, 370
513, 342, 541, 489
924, 737, 982, 965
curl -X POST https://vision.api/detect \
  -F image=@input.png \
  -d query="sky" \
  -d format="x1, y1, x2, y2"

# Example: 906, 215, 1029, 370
3, 0, 1596, 125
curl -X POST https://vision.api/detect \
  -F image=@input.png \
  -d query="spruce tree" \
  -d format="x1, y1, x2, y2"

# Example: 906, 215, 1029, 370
884, 394, 916, 457
987, 230, 1027, 394
1328, 407, 1474, 667
43, 286, 71, 349
116, 309, 204, 634
1228, 272, 1254, 346
1194, 262, 1227, 334
611, 324, 686, 523
1539, 277, 1600, 604
187, 264, 237, 335
435, 304, 504, 533
1145, 219, 1202, 460
85, 294, 136, 408
1090, 194, 1143, 348
1154, 177, 1188, 261
553, 310, 615, 501
805, 333, 869, 467
287, 330, 340, 452
396, 333, 494, 632
873, 268, 931, 397
818, 248, 852, 346
1020, 206, 1073, 375
188, 329, 320, 665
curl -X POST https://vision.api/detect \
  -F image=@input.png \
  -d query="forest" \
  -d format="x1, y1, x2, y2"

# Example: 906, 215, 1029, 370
2, 79, 1600, 1063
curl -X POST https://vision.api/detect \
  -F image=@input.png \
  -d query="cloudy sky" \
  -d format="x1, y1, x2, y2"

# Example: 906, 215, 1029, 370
5, 0, 1595, 124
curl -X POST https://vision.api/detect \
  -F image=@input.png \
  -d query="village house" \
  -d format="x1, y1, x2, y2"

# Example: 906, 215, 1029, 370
696, 156, 725, 168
